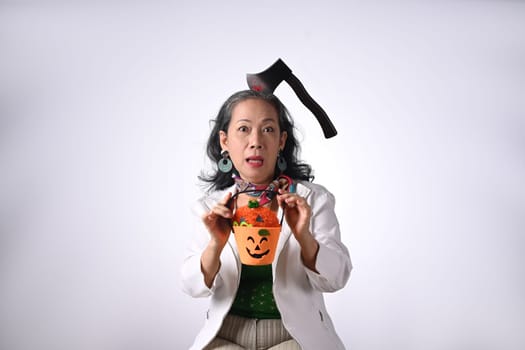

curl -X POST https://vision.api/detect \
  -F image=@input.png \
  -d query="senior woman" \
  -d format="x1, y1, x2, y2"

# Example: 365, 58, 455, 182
181, 89, 352, 350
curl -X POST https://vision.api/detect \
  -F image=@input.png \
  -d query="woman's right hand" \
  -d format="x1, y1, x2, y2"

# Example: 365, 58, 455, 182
201, 192, 233, 249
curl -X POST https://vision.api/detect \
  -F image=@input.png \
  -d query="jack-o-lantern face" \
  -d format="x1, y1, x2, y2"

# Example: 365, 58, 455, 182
246, 235, 270, 259
233, 226, 280, 265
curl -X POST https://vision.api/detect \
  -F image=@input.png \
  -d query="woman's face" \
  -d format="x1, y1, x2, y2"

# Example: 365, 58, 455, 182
220, 98, 287, 185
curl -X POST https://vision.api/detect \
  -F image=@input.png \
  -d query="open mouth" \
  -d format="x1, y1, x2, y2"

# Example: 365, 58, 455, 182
246, 156, 264, 166
246, 248, 270, 259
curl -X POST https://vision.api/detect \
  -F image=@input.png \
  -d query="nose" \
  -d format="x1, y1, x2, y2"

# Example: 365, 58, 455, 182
249, 130, 263, 149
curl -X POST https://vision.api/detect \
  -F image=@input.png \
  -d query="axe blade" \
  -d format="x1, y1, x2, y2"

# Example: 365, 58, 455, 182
246, 58, 338, 138
246, 58, 292, 93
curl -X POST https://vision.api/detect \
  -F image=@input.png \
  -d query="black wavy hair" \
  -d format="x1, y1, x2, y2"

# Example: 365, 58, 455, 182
199, 90, 313, 191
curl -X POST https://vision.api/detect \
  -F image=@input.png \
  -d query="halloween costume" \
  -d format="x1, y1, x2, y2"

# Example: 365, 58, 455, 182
181, 180, 352, 350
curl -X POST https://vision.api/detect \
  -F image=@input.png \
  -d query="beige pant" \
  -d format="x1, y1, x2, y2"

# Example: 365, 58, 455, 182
203, 314, 301, 350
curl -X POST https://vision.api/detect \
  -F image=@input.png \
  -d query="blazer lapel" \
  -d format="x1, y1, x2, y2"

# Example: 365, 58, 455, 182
273, 182, 312, 272
223, 184, 240, 261
275, 204, 292, 260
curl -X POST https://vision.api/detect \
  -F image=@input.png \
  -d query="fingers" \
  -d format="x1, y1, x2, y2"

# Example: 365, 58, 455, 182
204, 192, 233, 222
201, 212, 218, 227
219, 192, 233, 206
277, 190, 310, 212
211, 206, 232, 218
215, 192, 233, 217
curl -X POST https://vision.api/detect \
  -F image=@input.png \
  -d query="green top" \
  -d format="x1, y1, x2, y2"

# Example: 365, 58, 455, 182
229, 264, 281, 319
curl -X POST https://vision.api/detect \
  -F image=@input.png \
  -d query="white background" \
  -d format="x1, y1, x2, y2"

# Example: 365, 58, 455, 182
1, 1, 524, 349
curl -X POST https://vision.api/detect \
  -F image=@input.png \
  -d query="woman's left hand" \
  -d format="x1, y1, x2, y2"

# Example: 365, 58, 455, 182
277, 189, 312, 240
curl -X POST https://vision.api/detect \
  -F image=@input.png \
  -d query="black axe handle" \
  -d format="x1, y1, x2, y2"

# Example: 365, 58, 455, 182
285, 74, 338, 138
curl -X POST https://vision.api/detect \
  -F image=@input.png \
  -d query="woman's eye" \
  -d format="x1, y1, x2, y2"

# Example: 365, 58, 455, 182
263, 126, 274, 133
238, 126, 249, 132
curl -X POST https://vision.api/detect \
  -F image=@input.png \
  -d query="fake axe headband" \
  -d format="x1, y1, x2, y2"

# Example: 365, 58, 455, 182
246, 58, 337, 138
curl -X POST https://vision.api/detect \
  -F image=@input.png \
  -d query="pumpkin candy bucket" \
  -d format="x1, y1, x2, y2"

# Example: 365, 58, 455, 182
232, 226, 281, 265
232, 200, 281, 266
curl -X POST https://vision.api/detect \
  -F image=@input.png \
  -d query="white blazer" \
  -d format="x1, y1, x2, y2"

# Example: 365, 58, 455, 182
181, 181, 352, 350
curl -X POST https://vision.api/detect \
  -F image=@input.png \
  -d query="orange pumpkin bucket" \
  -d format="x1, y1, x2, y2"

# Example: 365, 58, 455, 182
232, 226, 281, 265
232, 201, 281, 265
